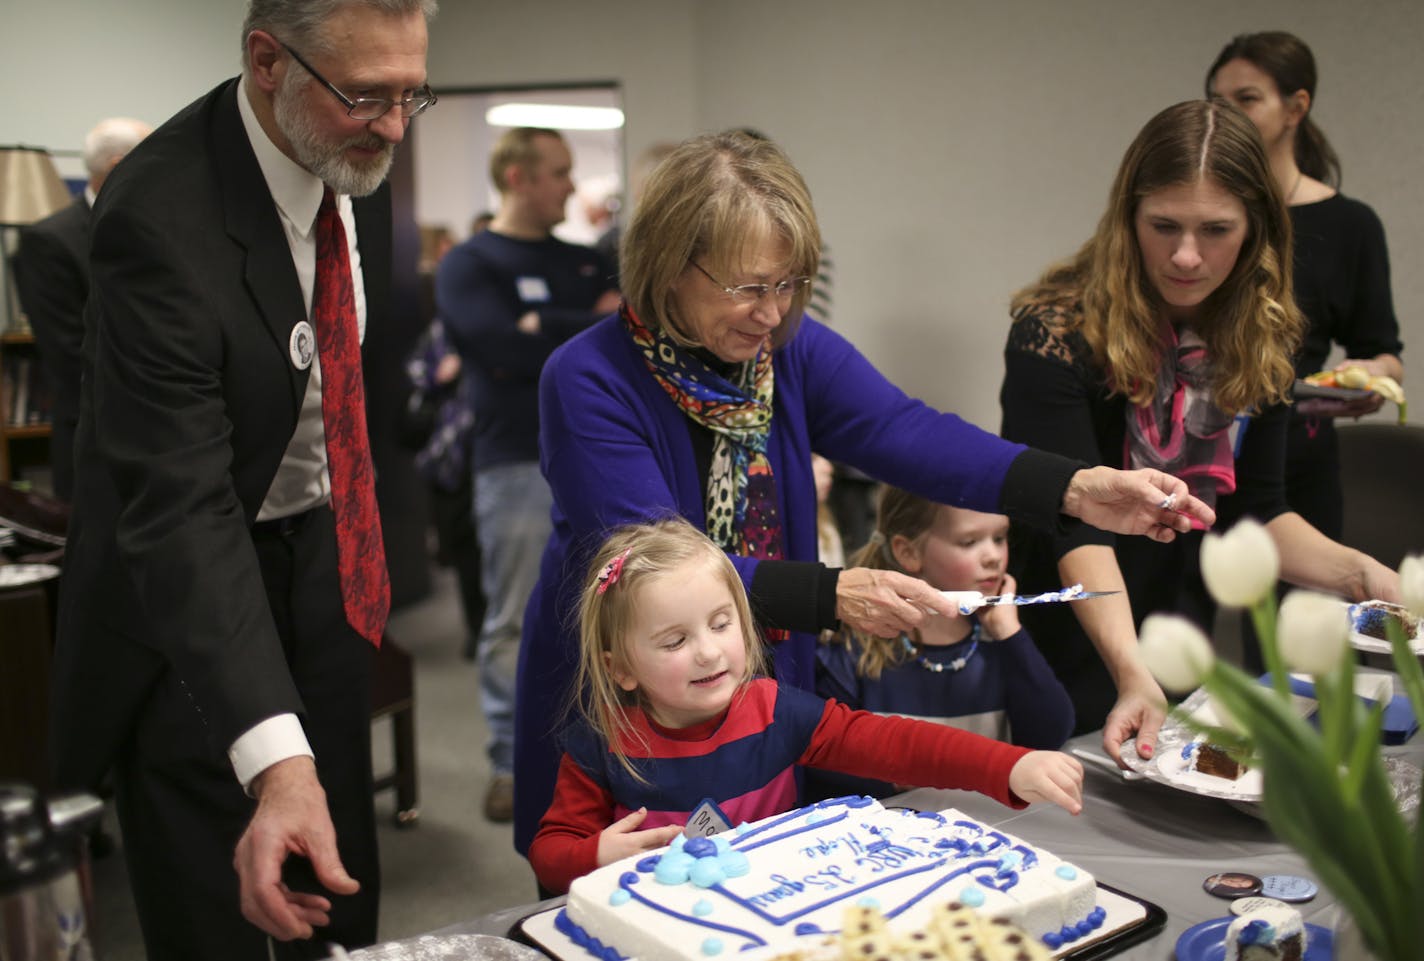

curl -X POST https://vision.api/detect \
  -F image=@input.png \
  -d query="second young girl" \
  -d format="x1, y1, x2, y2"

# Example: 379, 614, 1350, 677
527, 517, 1084, 895
811, 488, 1075, 800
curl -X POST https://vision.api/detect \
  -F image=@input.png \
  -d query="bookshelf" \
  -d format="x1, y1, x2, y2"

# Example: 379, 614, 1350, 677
0, 329, 52, 484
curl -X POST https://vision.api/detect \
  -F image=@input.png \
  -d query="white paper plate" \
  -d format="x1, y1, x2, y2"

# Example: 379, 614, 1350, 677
0, 563, 61, 589
1348, 600, 1423, 657
344, 934, 546, 961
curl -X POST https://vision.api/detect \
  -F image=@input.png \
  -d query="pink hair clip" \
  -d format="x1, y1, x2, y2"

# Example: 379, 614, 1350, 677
597, 548, 633, 594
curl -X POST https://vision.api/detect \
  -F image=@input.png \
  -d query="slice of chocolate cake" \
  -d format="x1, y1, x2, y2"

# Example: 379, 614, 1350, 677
1352, 600, 1421, 642
1187, 740, 1249, 780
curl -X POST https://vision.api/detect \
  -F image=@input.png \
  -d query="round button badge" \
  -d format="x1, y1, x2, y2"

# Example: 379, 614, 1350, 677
1260, 874, 1318, 903
289, 321, 315, 371
1202, 871, 1264, 899
1229, 896, 1291, 916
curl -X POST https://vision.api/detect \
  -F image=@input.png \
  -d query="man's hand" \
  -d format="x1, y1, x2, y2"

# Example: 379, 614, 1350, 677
596, 807, 684, 868
1063, 467, 1216, 542
234, 756, 358, 942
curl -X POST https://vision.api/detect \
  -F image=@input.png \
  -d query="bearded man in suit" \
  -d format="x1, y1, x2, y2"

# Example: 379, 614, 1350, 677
49, 1, 437, 958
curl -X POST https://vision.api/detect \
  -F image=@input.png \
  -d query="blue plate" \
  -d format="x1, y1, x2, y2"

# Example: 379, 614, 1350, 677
1175, 916, 1333, 960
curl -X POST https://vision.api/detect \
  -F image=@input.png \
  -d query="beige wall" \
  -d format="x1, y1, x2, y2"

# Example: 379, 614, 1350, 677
4, 0, 1418, 430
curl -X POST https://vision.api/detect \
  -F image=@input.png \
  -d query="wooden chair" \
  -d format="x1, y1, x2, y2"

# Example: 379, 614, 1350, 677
370, 636, 419, 826
1336, 423, 1424, 571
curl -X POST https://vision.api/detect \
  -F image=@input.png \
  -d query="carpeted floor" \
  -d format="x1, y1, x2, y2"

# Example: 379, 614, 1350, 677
88, 564, 539, 960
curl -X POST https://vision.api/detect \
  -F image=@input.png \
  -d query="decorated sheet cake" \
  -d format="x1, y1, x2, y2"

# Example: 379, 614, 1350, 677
553, 796, 1120, 960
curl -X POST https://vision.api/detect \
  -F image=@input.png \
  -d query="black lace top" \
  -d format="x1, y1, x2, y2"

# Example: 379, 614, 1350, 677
997, 300, 1292, 730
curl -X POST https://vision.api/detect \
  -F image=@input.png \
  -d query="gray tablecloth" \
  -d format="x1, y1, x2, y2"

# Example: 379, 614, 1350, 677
448, 725, 1422, 960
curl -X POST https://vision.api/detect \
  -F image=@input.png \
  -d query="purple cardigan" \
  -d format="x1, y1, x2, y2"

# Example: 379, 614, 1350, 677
512, 313, 1071, 854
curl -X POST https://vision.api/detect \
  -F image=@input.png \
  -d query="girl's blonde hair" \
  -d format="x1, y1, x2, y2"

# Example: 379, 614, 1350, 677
1011, 99, 1304, 416
574, 517, 769, 782
620, 130, 821, 351
830, 487, 945, 680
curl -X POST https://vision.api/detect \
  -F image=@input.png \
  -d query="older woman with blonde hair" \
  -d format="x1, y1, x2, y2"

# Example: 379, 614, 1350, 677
1001, 99, 1399, 766
513, 130, 1216, 862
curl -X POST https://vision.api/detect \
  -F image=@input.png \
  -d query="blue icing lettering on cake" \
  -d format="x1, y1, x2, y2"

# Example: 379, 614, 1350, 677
559, 797, 1103, 961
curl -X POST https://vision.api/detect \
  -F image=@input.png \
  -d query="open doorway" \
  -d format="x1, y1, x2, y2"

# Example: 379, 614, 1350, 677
412, 83, 624, 247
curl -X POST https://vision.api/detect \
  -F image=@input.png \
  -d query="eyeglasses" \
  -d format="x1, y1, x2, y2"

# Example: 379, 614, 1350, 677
691, 261, 811, 304
280, 42, 437, 121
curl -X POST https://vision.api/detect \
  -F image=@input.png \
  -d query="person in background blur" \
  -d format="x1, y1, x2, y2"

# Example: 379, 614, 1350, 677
1206, 31, 1404, 544
405, 222, 484, 659
15, 116, 152, 500
435, 126, 620, 822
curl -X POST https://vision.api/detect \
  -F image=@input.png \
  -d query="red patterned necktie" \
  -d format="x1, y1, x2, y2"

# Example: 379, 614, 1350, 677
313, 187, 389, 646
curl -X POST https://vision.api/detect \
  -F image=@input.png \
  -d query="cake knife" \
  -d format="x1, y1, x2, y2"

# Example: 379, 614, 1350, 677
938, 584, 1119, 615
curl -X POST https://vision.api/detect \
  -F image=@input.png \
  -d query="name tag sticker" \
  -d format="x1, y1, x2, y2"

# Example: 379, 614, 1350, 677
684, 798, 733, 838
517, 276, 552, 303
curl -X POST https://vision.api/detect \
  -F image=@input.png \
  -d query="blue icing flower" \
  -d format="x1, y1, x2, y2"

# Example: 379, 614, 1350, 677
690, 857, 727, 888
609, 889, 630, 906
1055, 865, 1077, 880
701, 937, 723, 956
692, 899, 714, 917
857, 896, 880, 909
654, 851, 695, 885
670, 835, 687, 853
712, 836, 731, 855
684, 837, 717, 859
958, 886, 986, 908
719, 850, 750, 878
1239, 920, 1276, 945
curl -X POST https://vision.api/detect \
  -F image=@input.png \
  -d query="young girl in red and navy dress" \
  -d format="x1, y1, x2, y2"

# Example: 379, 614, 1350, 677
811, 488, 1076, 800
527, 517, 1084, 895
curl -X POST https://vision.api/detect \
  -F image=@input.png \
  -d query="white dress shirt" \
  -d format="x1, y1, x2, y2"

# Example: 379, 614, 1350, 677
228, 77, 369, 793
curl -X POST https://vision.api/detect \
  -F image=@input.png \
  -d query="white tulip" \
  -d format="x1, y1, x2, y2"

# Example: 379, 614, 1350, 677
1276, 590, 1351, 676
1199, 519, 1280, 609
1400, 555, 1424, 619
1138, 614, 1216, 693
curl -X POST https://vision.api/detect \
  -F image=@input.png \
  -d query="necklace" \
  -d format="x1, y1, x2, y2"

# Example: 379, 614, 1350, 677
1286, 170, 1304, 204
901, 621, 981, 673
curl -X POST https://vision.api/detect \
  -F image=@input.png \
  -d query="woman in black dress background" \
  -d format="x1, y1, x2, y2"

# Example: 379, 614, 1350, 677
1207, 30, 1404, 541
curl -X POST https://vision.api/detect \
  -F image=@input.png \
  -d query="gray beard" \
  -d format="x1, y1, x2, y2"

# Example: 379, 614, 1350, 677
274, 75, 395, 197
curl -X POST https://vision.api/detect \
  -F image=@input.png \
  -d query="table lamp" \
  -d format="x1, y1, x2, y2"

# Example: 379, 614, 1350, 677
0, 145, 73, 335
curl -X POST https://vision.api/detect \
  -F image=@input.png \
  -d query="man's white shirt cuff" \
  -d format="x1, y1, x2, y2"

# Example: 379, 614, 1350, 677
229, 714, 314, 795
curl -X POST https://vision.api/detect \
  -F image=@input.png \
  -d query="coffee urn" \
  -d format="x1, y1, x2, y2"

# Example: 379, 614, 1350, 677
0, 783, 103, 961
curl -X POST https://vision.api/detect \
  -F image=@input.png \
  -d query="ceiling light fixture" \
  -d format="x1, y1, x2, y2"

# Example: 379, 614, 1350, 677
485, 103, 625, 131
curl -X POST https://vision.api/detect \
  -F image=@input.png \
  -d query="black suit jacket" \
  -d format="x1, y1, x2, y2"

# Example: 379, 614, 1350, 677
14, 196, 90, 499
50, 79, 392, 790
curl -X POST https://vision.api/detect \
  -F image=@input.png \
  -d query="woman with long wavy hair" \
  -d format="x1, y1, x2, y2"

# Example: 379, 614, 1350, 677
1000, 99, 1399, 765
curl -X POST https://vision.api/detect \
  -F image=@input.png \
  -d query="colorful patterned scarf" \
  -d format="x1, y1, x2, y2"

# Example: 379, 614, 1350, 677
623, 304, 785, 561
1124, 322, 1237, 516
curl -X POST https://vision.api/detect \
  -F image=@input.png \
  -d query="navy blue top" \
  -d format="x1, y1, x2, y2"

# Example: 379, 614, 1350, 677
434, 230, 614, 469
809, 626, 1074, 798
